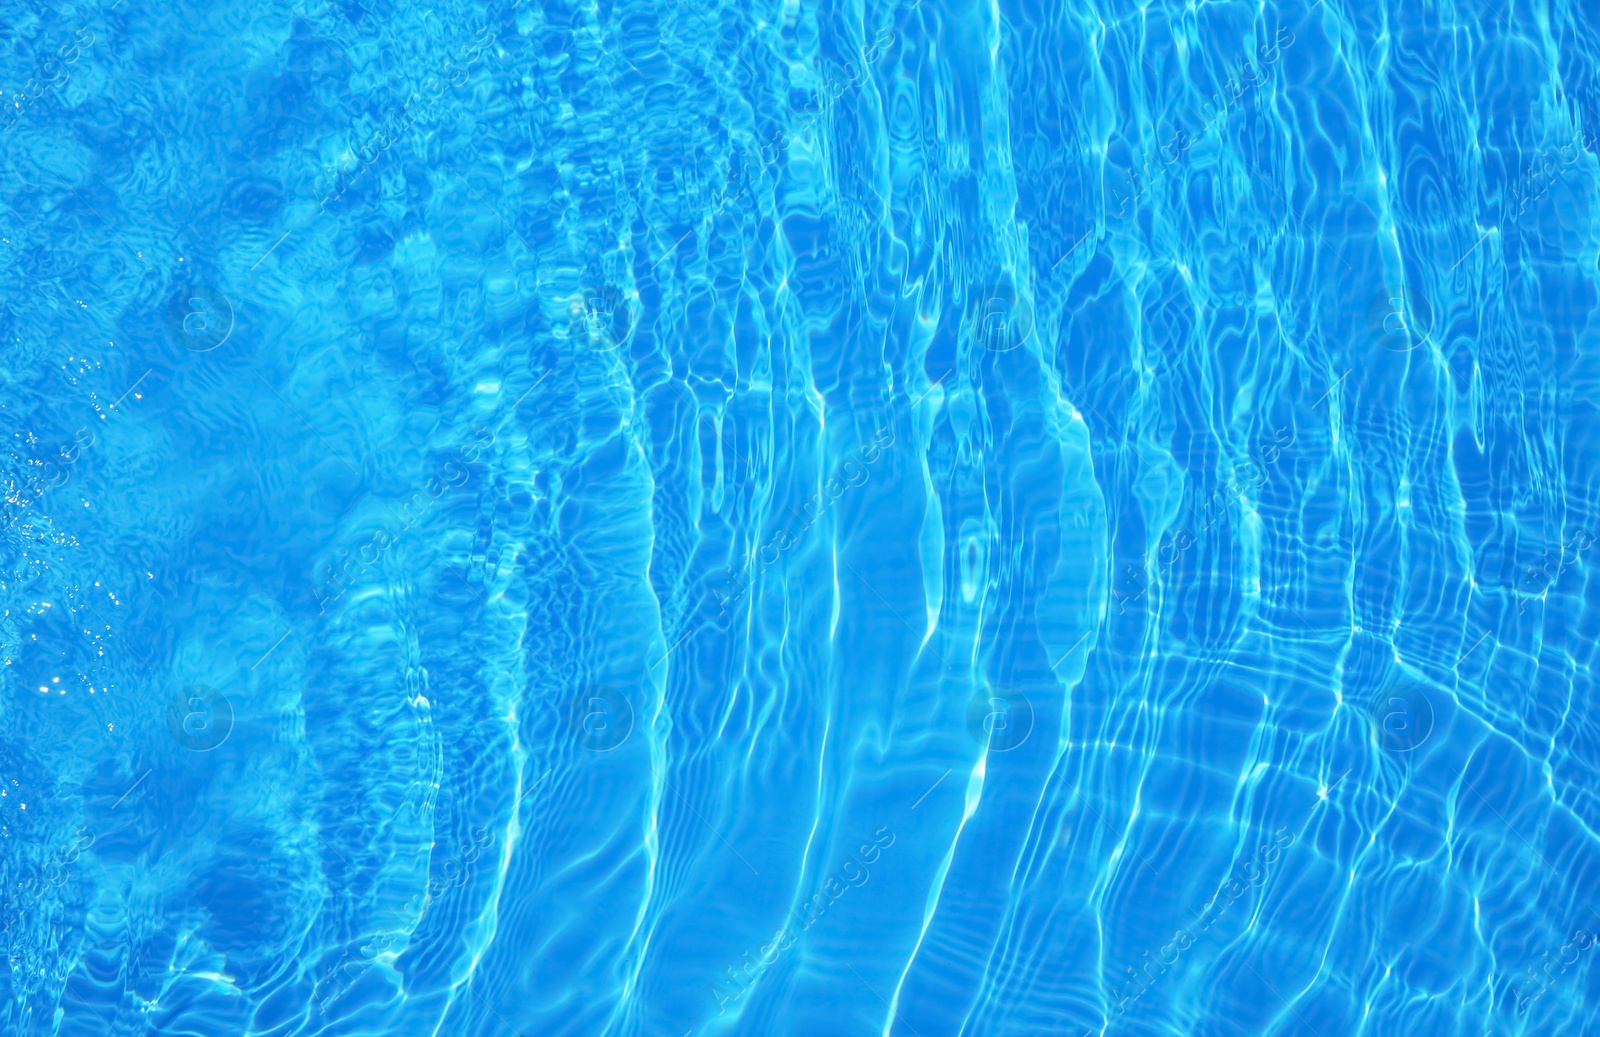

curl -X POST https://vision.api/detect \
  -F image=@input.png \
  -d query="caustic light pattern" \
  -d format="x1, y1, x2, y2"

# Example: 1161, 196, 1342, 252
1, 0, 1598, 1036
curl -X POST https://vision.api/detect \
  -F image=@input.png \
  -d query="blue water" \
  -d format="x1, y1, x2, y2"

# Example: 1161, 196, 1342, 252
3, 0, 1599, 1034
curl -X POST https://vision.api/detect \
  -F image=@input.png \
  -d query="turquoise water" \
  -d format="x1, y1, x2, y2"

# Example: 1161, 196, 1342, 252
3, 0, 1600, 1034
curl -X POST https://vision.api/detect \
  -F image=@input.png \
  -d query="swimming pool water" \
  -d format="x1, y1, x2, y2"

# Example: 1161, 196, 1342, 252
2, 0, 1599, 1035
